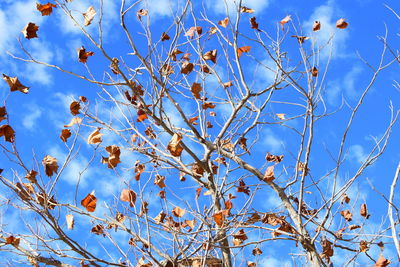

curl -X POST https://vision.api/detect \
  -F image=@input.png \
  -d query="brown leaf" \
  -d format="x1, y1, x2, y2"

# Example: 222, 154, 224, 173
232, 229, 248, 246
137, 108, 148, 122
81, 191, 97, 212
172, 206, 185, 217
191, 83, 202, 99
5, 236, 20, 246
213, 210, 229, 227
37, 192, 57, 209
374, 255, 390, 267
185, 26, 202, 38
25, 170, 38, 183
263, 166, 275, 182
160, 64, 174, 76
134, 161, 145, 180
79, 96, 87, 102
210, 111, 216, 116
87, 128, 102, 144
91, 224, 104, 236
3, 74, 29, 93
36, 2, 57, 16
70, 101, 81, 116
195, 187, 202, 200
341, 193, 350, 204
209, 26, 217, 35
223, 81, 233, 88
170, 48, 183, 61
183, 219, 196, 231
348, 224, 361, 230
60, 129, 71, 142
203, 49, 217, 64
167, 133, 184, 157
313, 21, 321, 31
180, 61, 194, 74
202, 102, 216, 109
0, 125, 15, 142
199, 64, 211, 73
192, 162, 204, 177
238, 137, 248, 152
22, 22, 39, 39
262, 213, 284, 226
206, 121, 213, 128
340, 210, 352, 221
241, 6, 255, 13
42, 155, 58, 176
360, 240, 369, 252
280, 15, 291, 30
336, 18, 348, 29
250, 17, 259, 30
252, 247, 263, 256
64, 117, 82, 127
161, 32, 170, 41
189, 116, 199, 125
66, 214, 74, 230
292, 35, 310, 44
310, 66, 318, 77
218, 17, 229, 28
360, 203, 370, 219
154, 211, 166, 224
154, 175, 166, 188
157, 190, 166, 199
247, 262, 256, 267
0, 106, 6, 122
101, 145, 121, 168
276, 113, 286, 120
120, 189, 136, 207
83, 6, 96, 26
144, 126, 156, 139
320, 239, 334, 259
77, 46, 94, 63
237, 46, 251, 58
265, 152, 284, 163
237, 180, 250, 195
136, 9, 148, 20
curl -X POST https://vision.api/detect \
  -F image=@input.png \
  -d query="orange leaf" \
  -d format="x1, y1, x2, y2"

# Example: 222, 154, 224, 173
336, 18, 348, 29
5, 236, 20, 246
0, 125, 15, 143
313, 21, 321, 31
70, 101, 81, 116
191, 83, 202, 99
280, 15, 291, 30
87, 128, 102, 144
77, 46, 94, 63
42, 155, 58, 176
241, 6, 255, 13
36, 3, 56, 16
374, 255, 390, 267
101, 145, 121, 168
81, 191, 97, 212
237, 46, 251, 58
154, 175, 166, 188
360, 203, 370, 219
60, 128, 71, 142
64, 117, 82, 127
340, 210, 352, 221
218, 17, 229, 28
2, 74, 29, 93
161, 32, 170, 41
172, 206, 185, 217
167, 133, 184, 157
120, 189, 136, 207
263, 166, 275, 182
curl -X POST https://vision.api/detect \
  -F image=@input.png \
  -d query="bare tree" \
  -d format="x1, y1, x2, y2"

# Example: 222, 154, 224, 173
0, 1, 399, 266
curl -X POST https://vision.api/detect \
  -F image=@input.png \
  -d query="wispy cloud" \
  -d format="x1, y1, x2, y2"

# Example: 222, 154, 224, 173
205, 0, 270, 15
326, 65, 362, 105
22, 104, 42, 130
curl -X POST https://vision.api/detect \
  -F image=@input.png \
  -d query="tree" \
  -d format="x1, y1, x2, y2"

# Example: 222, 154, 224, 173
0, 0, 399, 266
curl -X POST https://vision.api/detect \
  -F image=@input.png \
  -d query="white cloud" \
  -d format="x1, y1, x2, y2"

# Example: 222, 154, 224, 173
206, 0, 270, 15
261, 128, 284, 153
141, 0, 177, 17
326, 65, 362, 105
347, 144, 368, 164
22, 104, 42, 130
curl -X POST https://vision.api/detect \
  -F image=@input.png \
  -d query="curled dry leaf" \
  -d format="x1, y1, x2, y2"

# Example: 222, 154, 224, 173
185, 26, 202, 38
237, 46, 251, 58
192, 162, 204, 177
160, 64, 174, 76
64, 117, 82, 127
3, 74, 29, 94
276, 113, 286, 120
70, 101, 80, 116
170, 48, 183, 61
199, 64, 211, 73
77, 46, 94, 63
263, 166, 275, 182
37, 192, 57, 209
374, 255, 390, 267
81, 191, 97, 212
310, 66, 318, 77
232, 229, 248, 246
237, 180, 250, 195
202, 102, 216, 109
154, 175, 166, 188
218, 17, 229, 28
22, 22, 39, 39
87, 128, 102, 144
241, 6, 255, 13
134, 161, 145, 180
101, 145, 121, 168
223, 81, 233, 88
320, 239, 334, 259
167, 133, 184, 157
180, 61, 194, 74
250, 17, 259, 30
120, 189, 136, 207
340, 210, 352, 221
66, 214, 74, 230
25, 170, 38, 183
360, 203, 370, 219
341, 193, 350, 204
207, 121, 213, 128
0, 125, 15, 143
203, 49, 217, 64
348, 224, 361, 230
154, 211, 166, 224
136, 9, 148, 20
161, 32, 170, 41
5, 236, 20, 246
189, 116, 199, 125
360, 240, 369, 252
37, 3, 56, 16
191, 82, 202, 99
42, 155, 58, 177
137, 109, 148, 122
172, 206, 185, 217
60, 128, 71, 142
336, 18, 348, 29
265, 152, 284, 163
280, 15, 291, 30
83, 6, 96, 26
247, 262, 256, 267
292, 35, 310, 44
313, 21, 321, 31
213, 210, 229, 227
209, 26, 217, 35
0, 106, 6, 122
91, 224, 104, 236
252, 247, 263, 256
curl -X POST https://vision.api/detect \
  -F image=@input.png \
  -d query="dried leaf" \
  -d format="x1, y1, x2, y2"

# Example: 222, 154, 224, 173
313, 21, 321, 31
60, 129, 71, 142
276, 113, 286, 120
154, 175, 166, 188
42, 155, 58, 176
167, 133, 184, 157
170, 48, 183, 61
37, 192, 57, 209
180, 61, 194, 74
213, 210, 229, 227
237, 180, 250, 195
241, 6, 254, 13
81, 191, 97, 212
336, 18, 348, 29
340, 210, 352, 221
5, 236, 20, 246
360, 203, 370, 219
36, 2, 57, 16
70, 101, 80, 116
22, 22, 39, 39
341, 193, 350, 204
189, 116, 199, 125
91, 224, 104, 236
161, 32, 170, 41
247, 262, 256, 267
292, 35, 310, 44
77, 46, 94, 63
192, 162, 204, 177
223, 81, 233, 88
374, 255, 390, 267
310, 66, 318, 77
64, 117, 82, 127
232, 229, 248, 246
348, 224, 361, 230
203, 49, 217, 64
0, 106, 6, 122
218, 17, 229, 28
360, 240, 369, 252
66, 214, 74, 230
252, 247, 262, 256
320, 239, 334, 259
136, 9, 148, 20
263, 166, 275, 182
185, 26, 202, 38
191, 83, 202, 99
154, 211, 166, 224
3, 74, 29, 93
25, 170, 38, 183
237, 46, 251, 58
83, 6, 96, 26
137, 109, 148, 122
202, 102, 216, 109
0, 125, 15, 142
87, 128, 102, 144
199, 64, 211, 73
265, 152, 284, 163
160, 64, 174, 76
101, 145, 121, 168
120, 189, 136, 207
172, 206, 185, 217
250, 17, 259, 30
134, 161, 145, 180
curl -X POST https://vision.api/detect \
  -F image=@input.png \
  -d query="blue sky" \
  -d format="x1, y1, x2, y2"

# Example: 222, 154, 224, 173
1, 0, 400, 266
